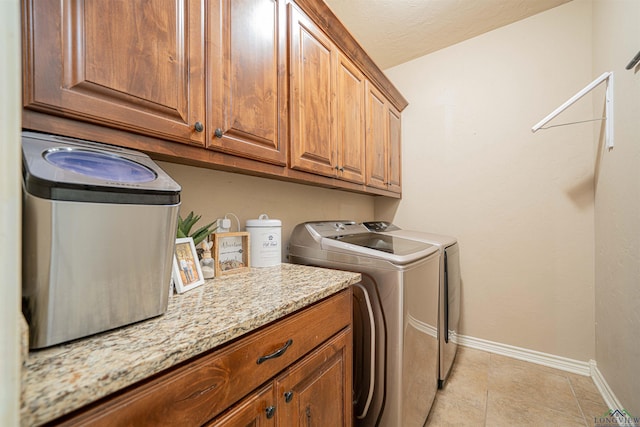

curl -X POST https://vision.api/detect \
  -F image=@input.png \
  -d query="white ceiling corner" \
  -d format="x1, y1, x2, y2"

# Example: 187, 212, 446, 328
323, 0, 572, 69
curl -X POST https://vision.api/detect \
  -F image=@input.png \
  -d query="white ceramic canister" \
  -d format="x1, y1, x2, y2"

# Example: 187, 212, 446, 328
245, 214, 282, 267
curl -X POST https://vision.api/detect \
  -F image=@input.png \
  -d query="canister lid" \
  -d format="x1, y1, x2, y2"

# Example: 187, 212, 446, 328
246, 214, 281, 227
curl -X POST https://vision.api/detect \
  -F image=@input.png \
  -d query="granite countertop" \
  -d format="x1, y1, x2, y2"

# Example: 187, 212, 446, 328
21, 263, 361, 426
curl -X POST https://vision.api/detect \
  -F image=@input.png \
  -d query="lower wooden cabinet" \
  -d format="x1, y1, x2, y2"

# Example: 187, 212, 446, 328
208, 328, 352, 426
50, 289, 352, 427
275, 329, 352, 426
206, 384, 276, 427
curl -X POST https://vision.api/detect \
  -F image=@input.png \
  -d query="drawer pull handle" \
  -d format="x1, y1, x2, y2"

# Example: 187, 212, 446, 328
257, 339, 293, 364
284, 391, 294, 403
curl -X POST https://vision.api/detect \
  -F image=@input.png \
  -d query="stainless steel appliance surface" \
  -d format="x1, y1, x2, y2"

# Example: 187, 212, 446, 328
363, 221, 461, 388
289, 221, 440, 427
22, 131, 181, 349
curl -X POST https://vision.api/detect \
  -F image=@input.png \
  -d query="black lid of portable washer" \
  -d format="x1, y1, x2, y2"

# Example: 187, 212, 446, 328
21, 132, 181, 205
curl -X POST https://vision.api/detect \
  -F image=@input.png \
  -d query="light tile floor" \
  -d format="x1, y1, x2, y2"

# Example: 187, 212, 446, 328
425, 347, 610, 426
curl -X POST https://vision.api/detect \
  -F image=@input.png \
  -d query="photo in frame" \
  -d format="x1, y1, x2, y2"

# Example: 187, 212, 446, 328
212, 232, 250, 276
172, 237, 205, 293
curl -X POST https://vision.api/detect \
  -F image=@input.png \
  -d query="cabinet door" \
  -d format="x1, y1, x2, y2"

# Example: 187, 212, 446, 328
365, 81, 388, 190
23, 0, 206, 145
289, 4, 337, 177
276, 329, 352, 427
206, 384, 276, 427
387, 104, 402, 193
208, 0, 287, 165
335, 52, 366, 184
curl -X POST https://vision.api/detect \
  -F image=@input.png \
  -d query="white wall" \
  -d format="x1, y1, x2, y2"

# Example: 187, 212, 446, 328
0, 0, 23, 425
592, 0, 640, 415
381, 0, 596, 361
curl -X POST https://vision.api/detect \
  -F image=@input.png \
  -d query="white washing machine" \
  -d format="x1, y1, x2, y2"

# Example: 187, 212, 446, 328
289, 221, 441, 427
363, 222, 461, 388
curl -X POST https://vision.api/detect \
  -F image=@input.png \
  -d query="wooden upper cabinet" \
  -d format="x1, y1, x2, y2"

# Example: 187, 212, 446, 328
387, 104, 402, 193
208, 0, 287, 165
365, 81, 402, 193
288, 3, 337, 177
289, 5, 367, 184
22, 0, 206, 145
335, 52, 366, 184
22, 0, 405, 197
365, 81, 388, 190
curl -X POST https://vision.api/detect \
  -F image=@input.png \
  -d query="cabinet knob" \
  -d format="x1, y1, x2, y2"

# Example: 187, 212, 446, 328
265, 406, 276, 419
284, 391, 294, 403
339, 167, 345, 172
194, 121, 204, 132
214, 128, 223, 138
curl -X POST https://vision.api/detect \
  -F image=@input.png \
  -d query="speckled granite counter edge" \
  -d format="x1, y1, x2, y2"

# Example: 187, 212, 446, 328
21, 263, 361, 426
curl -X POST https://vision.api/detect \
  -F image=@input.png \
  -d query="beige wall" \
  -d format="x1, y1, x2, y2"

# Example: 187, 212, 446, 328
157, 162, 375, 259
1, 0, 22, 425
592, 0, 640, 415
381, 0, 596, 361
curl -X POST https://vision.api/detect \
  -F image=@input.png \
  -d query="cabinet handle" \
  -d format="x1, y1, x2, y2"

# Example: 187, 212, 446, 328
339, 166, 345, 172
194, 121, 204, 132
257, 339, 293, 364
214, 128, 223, 138
284, 391, 294, 403
265, 406, 276, 419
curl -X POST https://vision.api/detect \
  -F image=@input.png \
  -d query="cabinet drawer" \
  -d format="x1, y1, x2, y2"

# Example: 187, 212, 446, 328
55, 290, 351, 427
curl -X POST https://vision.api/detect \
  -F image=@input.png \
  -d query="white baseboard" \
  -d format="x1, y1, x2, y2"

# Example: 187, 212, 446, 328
590, 360, 623, 412
457, 334, 591, 376
457, 335, 635, 422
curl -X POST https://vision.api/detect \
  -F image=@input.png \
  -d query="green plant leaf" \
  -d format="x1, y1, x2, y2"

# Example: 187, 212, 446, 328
182, 213, 201, 236
176, 211, 218, 245
183, 211, 194, 225
190, 222, 216, 246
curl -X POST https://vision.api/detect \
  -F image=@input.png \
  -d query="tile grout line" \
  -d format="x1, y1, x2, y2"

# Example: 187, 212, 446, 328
484, 353, 491, 426
566, 373, 590, 426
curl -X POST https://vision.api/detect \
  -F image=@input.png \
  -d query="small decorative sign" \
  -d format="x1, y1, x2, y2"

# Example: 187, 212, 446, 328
212, 232, 250, 276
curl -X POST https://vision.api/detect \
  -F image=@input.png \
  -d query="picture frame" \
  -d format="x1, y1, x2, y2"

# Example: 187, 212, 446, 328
172, 237, 205, 293
212, 232, 250, 276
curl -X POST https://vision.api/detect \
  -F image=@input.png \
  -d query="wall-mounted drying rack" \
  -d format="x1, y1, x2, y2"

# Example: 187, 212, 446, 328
532, 71, 614, 149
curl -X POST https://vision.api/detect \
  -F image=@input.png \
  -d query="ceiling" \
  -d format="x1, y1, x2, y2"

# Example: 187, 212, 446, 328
323, 0, 571, 69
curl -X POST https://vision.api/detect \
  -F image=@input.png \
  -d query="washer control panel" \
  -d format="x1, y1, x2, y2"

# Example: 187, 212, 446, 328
362, 221, 400, 232
305, 221, 366, 238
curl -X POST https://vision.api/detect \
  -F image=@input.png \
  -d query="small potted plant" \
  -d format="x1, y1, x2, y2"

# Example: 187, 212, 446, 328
176, 211, 217, 259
